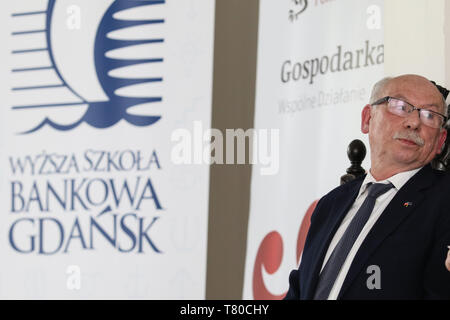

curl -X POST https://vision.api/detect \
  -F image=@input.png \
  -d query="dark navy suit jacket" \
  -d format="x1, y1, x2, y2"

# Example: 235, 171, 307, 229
285, 164, 450, 299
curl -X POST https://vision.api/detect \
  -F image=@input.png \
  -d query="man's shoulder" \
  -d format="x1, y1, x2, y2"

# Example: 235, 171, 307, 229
309, 176, 364, 225
326, 174, 365, 197
426, 167, 450, 196
317, 174, 365, 206
413, 164, 450, 189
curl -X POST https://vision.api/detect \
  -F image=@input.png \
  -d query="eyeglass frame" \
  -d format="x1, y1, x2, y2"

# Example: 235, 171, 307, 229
371, 96, 448, 129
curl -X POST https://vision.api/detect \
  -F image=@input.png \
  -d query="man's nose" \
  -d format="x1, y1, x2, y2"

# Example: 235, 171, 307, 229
404, 109, 421, 129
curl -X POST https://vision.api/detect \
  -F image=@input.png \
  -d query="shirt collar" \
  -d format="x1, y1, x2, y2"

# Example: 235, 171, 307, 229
357, 167, 422, 198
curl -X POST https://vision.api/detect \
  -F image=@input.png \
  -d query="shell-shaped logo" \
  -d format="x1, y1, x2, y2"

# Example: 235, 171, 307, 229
11, 0, 164, 134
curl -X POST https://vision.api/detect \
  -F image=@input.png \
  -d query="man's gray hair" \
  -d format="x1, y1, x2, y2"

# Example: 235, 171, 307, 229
369, 77, 392, 104
440, 95, 448, 118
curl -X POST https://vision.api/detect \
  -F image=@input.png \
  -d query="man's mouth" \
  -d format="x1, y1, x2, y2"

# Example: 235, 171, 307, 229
393, 132, 425, 147
397, 138, 418, 146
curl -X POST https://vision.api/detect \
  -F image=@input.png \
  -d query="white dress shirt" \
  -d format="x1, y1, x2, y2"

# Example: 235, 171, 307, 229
321, 167, 421, 300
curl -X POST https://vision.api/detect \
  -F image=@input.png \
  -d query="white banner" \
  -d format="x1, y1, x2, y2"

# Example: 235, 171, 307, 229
243, 0, 384, 299
0, 0, 214, 299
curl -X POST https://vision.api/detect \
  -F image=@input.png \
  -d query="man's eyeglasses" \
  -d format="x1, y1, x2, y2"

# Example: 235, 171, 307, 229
371, 96, 447, 129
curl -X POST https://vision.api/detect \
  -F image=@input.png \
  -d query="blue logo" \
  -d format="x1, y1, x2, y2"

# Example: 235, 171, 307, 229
11, 0, 164, 134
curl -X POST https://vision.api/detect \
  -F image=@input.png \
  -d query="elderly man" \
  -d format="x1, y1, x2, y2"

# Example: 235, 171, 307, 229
285, 74, 450, 299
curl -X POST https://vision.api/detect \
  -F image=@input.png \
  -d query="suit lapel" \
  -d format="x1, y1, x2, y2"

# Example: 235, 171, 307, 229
303, 178, 363, 299
337, 165, 437, 299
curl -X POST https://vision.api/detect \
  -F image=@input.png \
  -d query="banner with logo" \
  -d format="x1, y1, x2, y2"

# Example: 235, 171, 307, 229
243, 0, 384, 299
0, 0, 214, 299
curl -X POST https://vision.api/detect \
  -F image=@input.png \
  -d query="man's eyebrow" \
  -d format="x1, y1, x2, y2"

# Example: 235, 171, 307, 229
393, 94, 441, 110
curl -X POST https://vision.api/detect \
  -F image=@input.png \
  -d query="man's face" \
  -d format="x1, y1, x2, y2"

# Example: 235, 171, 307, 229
361, 75, 447, 172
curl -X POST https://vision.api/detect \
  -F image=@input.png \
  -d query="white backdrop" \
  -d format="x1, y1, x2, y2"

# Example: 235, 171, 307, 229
0, 0, 215, 299
243, 0, 384, 299
384, 0, 446, 84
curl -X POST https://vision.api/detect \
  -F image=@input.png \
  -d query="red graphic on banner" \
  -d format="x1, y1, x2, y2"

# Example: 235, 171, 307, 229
296, 200, 317, 263
252, 200, 318, 299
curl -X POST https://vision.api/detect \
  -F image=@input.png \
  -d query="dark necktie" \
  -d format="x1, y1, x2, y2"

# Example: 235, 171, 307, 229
313, 182, 393, 300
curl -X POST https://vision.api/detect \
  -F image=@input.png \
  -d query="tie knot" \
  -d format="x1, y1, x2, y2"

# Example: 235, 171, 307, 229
367, 182, 393, 199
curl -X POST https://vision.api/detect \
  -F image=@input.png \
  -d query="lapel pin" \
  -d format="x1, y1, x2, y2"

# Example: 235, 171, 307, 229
403, 202, 413, 207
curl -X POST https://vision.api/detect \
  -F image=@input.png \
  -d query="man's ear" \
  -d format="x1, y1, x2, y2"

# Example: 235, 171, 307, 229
361, 104, 372, 134
436, 128, 447, 155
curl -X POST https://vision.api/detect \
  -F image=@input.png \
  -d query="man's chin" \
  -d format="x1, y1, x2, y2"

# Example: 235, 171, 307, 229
391, 153, 421, 167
